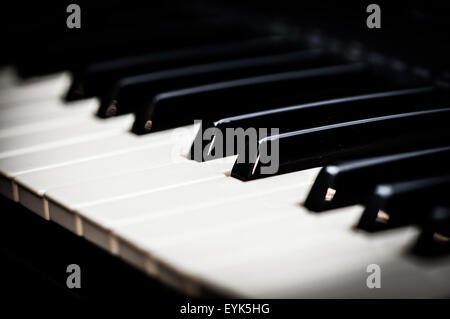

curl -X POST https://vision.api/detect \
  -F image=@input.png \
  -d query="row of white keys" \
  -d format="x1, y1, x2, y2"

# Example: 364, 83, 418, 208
0, 97, 95, 125
0, 99, 100, 138
0, 72, 102, 138
44, 157, 235, 235
200, 224, 450, 298
78, 168, 320, 252
0, 69, 184, 200
0, 112, 134, 159
0, 72, 71, 105
12, 126, 198, 218
113, 183, 450, 298
110, 184, 357, 279
0, 125, 186, 179
0, 71, 137, 160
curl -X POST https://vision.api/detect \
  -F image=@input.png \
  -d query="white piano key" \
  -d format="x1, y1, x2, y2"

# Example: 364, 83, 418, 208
0, 97, 71, 116
0, 124, 196, 178
122, 192, 450, 299
0, 132, 126, 180
0, 124, 197, 203
0, 98, 98, 136
0, 125, 198, 206
113, 185, 334, 261
0, 131, 136, 201
0, 114, 133, 158
15, 140, 187, 218
112, 184, 315, 253
153, 208, 367, 274
0, 113, 94, 139
0, 72, 71, 105
115, 196, 439, 298
78, 168, 320, 252
46, 158, 234, 235
197, 228, 449, 298
0, 96, 95, 119
110, 187, 362, 292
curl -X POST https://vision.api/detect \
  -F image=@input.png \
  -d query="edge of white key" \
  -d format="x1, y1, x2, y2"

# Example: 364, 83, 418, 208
16, 184, 48, 219
0, 175, 16, 200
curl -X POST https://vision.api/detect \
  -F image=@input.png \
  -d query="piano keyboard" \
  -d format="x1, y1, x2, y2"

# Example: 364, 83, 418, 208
1, 62, 450, 298
2, 2, 450, 299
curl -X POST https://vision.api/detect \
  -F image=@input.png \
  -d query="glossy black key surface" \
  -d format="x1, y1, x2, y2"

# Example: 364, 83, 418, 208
304, 146, 450, 212
230, 108, 450, 181
97, 49, 343, 118
192, 86, 446, 161
357, 175, 450, 232
132, 63, 394, 134
65, 36, 304, 101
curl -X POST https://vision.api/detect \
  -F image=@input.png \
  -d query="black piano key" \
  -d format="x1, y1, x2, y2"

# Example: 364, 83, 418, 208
65, 36, 305, 101
304, 146, 450, 212
413, 205, 450, 256
132, 63, 393, 134
230, 108, 450, 181
97, 49, 343, 118
193, 86, 446, 161
357, 175, 450, 232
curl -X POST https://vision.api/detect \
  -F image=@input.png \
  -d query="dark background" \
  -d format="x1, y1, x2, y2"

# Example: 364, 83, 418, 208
0, 0, 449, 309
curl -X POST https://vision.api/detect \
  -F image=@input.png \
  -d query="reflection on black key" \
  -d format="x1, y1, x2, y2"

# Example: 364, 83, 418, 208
357, 176, 450, 232
305, 146, 450, 212
413, 205, 450, 256
133, 63, 387, 134
98, 49, 342, 118
65, 37, 304, 101
231, 108, 450, 181
194, 86, 445, 161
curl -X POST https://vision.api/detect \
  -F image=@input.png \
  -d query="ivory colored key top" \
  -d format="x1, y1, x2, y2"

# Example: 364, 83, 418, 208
113, 184, 315, 253
141, 197, 449, 298
196, 227, 436, 298
0, 114, 134, 158
0, 72, 71, 105
0, 125, 195, 201
202, 227, 449, 298
0, 99, 98, 137
150, 207, 365, 273
114, 182, 330, 254
0, 113, 96, 139
111, 188, 363, 286
78, 168, 319, 252
46, 158, 235, 235
15, 141, 186, 218
119, 199, 441, 298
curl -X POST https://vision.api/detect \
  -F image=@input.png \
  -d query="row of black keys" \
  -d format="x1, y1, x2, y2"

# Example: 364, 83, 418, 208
55, 36, 449, 254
